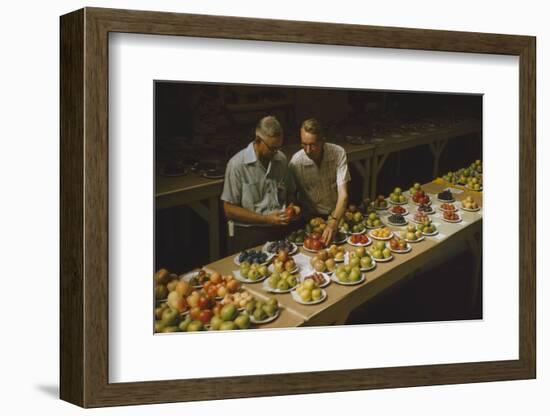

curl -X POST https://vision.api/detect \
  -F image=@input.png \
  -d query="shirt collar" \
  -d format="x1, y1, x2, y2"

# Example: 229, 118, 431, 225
243, 141, 258, 164
302, 143, 331, 166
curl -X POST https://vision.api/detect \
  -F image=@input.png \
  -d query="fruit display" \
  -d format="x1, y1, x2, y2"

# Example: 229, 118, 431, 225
271, 249, 297, 271
333, 263, 365, 285
310, 247, 343, 273
264, 240, 297, 255
389, 205, 408, 216
461, 196, 480, 211
399, 224, 425, 242
412, 211, 429, 224
411, 188, 431, 205
264, 270, 300, 292
442, 211, 461, 222
304, 217, 328, 235
374, 194, 389, 210
301, 272, 330, 287
442, 160, 483, 187
386, 214, 407, 226
389, 236, 411, 253
437, 190, 455, 202
292, 278, 326, 304
389, 187, 408, 204
236, 262, 270, 282
286, 228, 306, 245
364, 211, 383, 228
416, 218, 438, 235
417, 203, 435, 214
348, 246, 376, 271
367, 241, 393, 261
439, 202, 457, 212
236, 250, 270, 265
303, 232, 326, 252
347, 233, 371, 246
369, 227, 393, 240
247, 298, 280, 324
340, 205, 366, 235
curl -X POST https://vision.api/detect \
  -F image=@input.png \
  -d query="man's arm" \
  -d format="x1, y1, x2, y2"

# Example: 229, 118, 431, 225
322, 182, 348, 245
223, 201, 289, 226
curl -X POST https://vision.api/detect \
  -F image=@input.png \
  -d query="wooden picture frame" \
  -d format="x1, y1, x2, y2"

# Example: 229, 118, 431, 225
60, 7, 536, 408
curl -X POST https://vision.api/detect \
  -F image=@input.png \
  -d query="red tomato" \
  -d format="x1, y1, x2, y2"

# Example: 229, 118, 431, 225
199, 309, 212, 325
198, 296, 209, 310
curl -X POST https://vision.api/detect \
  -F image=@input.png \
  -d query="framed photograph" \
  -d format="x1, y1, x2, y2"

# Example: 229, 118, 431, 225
60, 7, 536, 408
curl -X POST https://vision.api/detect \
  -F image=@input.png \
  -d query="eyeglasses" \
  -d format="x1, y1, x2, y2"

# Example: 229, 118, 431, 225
257, 135, 282, 153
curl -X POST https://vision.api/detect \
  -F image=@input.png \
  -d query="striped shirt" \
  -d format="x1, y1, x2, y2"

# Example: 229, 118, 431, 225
289, 143, 350, 216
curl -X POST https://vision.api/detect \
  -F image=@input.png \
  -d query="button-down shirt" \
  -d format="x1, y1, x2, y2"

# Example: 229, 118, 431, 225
221, 142, 294, 227
289, 142, 350, 216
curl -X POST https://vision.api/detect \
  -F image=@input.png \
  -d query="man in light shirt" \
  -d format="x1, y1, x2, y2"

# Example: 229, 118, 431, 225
289, 118, 350, 245
221, 115, 296, 254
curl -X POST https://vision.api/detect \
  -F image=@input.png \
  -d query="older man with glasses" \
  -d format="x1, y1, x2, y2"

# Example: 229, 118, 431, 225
221, 115, 298, 254
289, 118, 350, 245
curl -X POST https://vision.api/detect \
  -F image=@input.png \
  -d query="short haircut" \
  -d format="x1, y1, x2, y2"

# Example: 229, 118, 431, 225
256, 115, 283, 139
301, 118, 325, 139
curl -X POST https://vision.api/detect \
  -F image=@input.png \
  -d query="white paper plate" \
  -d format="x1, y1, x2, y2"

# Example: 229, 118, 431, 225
387, 198, 408, 205
330, 272, 366, 286
422, 229, 439, 236
346, 235, 372, 247
437, 197, 456, 203
250, 309, 280, 324
233, 270, 269, 284
404, 235, 425, 243
233, 253, 273, 267
262, 241, 298, 255
390, 243, 412, 254
386, 218, 408, 227
350, 228, 367, 235
460, 206, 481, 212
262, 278, 298, 293
369, 254, 393, 262
389, 207, 409, 216
368, 230, 394, 240
291, 288, 327, 305
442, 216, 463, 223
438, 204, 458, 212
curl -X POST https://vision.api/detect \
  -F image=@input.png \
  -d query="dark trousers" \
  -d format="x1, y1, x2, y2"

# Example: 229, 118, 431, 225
228, 224, 290, 255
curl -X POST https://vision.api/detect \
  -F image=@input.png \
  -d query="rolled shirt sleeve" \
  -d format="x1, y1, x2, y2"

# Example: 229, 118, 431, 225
336, 149, 351, 186
220, 159, 242, 205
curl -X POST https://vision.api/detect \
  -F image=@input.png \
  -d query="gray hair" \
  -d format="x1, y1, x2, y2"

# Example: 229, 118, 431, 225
255, 115, 283, 139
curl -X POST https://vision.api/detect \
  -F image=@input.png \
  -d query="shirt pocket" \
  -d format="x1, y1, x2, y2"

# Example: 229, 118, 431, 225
242, 182, 263, 210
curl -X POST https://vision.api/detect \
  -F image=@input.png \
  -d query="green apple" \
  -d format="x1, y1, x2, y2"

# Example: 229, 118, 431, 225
253, 308, 268, 321
349, 257, 360, 268
349, 269, 361, 281
383, 248, 391, 258
161, 308, 179, 326
369, 212, 377, 221
187, 320, 204, 332
220, 304, 237, 321
360, 256, 372, 268
268, 275, 280, 288
277, 279, 289, 291
219, 321, 237, 331
235, 313, 251, 329
303, 278, 316, 290
394, 187, 402, 195
263, 304, 277, 317
312, 288, 322, 301
300, 289, 313, 302
373, 249, 383, 259
209, 316, 223, 330
287, 275, 298, 288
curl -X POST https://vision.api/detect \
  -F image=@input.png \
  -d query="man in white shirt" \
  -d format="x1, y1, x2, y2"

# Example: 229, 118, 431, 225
289, 118, 350, 245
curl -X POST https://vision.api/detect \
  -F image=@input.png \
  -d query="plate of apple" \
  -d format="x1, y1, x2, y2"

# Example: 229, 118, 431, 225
389, 236, 412, 254
246, 298, 281, 324
233, 262, 270, 283
441, 211, 462, 223
263, 270, 300, 293
461, 196, 480, 212
367, 241, 394, 262
348, 247, 376, 272
291, 278, 327, 305
263, 240, 298, 256
303, 232, 326, 253
388, 187, 408, 205
332, 264, 366, 285
234, 250, 273, 266
374, 194, 389, 210
269, 250, 299, 274
400, 225, 425, 243
416, 220, 438, 236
